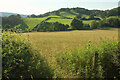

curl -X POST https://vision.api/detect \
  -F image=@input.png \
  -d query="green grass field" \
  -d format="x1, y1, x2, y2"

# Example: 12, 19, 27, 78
22, 17, 48, 29
83, 20, 100, 25
47, 18, 73, 25
60, 12, 76, 18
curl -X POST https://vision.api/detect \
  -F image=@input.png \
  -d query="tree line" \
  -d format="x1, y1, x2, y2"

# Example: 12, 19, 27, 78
2, 15, 120, 32
32, 17, 120, 32
2, 14, 28, 31
33, 22, 69, 32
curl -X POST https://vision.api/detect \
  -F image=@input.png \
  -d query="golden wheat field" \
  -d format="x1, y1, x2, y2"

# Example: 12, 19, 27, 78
23, 28, 118, 56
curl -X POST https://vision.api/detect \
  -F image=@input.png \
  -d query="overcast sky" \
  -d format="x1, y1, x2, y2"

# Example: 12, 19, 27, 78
0, 0, 119, 15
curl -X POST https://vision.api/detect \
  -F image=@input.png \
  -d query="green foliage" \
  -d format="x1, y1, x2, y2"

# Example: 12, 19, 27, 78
107, 18, 120, 28
16, 14, 21, 18
99, 41, 120, 78
30, 14, 37, 18
91, 21, 98, 29
71, 18, 83, 30
4, 24, 11, 30
55, 41, 120, 78
83, 24, 90, 29
3, 15, 22, 27
90, 17, 120, 29
75, 14, 82, 19
2, 15, 29, 30
105, 7, 119, 16
2, 32, 54, 79
97, 21, 108, 28
35, 22, 69, 32
89, 14, 94, 19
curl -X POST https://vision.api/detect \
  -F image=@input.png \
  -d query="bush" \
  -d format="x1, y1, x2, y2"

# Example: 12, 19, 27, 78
55, 41, 120, 78
99, 41, 120, 78
2, 32, 54, 79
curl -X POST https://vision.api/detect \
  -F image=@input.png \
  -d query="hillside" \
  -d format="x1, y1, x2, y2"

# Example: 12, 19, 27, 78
2, 7, 120, 30
24, 7, 119, 29
22, 8, 99, 29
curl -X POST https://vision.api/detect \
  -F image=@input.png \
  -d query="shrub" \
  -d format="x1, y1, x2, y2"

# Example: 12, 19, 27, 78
2, 32, 54, 79
99, 41, 120, 78
55, 40, 120, 78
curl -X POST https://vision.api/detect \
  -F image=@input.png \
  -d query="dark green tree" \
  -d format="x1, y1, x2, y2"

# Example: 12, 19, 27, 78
71, 18, 83, 30
75, 14, 82, 19
98, 21, 108, 28
83, 24, 90, 29
31, 14, 37, 18
90, 21, 98, 29
17, 14, 21, 18
107, 18, 120, 27
2, 15, 28, 30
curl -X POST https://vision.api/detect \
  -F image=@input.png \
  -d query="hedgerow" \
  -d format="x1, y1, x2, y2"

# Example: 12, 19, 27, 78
2, 32, 54, 79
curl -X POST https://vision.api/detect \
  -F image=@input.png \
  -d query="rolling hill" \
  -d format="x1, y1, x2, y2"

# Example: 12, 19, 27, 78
21, 8, 93, 29
2, 7, 120, 30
